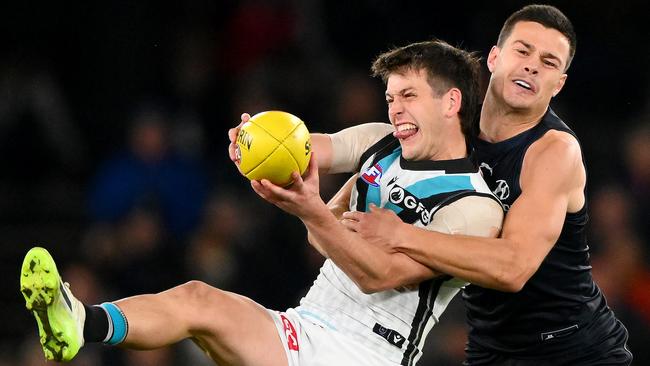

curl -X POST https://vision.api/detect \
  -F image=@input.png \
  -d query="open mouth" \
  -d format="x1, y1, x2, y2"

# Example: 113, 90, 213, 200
394, 123, 419, 140
514, 79, 534, 92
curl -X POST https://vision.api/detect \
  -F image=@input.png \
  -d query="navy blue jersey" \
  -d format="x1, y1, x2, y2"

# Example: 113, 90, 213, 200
464, 108, 629, 358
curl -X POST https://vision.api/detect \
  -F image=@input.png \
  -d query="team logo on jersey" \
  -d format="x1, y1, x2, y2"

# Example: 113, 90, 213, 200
388, 185, 434, 225
493, 179, 510, 201
280, 314, 299, 351
361, 163, 383, 187
479, 162, 493, 176
373, 323, 406, 348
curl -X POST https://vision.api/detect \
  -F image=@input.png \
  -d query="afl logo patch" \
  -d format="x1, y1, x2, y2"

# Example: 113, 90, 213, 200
361, 163, 383, 187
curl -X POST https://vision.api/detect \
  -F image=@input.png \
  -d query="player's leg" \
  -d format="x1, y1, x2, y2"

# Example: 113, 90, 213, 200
114, 281, 288, 366
21, 247, 288, 365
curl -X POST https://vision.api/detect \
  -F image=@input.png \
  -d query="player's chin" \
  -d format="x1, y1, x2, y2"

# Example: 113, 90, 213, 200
400, 148, 418, 161
504, 94, 537, 109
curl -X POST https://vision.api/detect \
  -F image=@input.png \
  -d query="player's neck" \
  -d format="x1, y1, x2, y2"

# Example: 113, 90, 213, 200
431, 128, 467, 161
479, 93, 547, 143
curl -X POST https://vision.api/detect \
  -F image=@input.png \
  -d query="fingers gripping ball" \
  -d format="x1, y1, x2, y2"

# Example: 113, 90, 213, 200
236, 111, 312, 186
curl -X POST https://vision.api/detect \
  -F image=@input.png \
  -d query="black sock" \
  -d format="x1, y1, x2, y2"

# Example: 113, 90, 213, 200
83, 304, 109, 342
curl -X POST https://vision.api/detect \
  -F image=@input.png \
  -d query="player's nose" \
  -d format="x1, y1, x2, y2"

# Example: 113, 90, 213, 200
389, 98, 404, 117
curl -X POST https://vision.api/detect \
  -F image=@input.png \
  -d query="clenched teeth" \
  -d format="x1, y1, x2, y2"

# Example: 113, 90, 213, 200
396, 123, 418, 132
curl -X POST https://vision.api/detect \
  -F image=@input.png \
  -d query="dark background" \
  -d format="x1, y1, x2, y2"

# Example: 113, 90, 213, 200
1, 1, 648, 365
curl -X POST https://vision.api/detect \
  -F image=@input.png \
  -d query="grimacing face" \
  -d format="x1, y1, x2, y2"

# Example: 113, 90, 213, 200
385, 68, 447, 161
487, 21, 571, 113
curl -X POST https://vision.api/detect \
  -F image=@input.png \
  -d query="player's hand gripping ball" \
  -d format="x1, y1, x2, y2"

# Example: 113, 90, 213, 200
235, 111, 312, 186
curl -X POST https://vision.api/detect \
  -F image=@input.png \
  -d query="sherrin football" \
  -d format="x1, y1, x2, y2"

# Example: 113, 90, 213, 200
235, 111, 312, 186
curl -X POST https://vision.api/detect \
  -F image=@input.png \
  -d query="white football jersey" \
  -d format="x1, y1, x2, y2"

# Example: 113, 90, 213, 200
295, 125, 503, 365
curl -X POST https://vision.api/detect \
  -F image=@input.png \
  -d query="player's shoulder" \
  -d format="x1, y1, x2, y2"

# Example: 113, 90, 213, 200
528, 128, 582, 164
449, 194, 504, 216
521, 128, 585, 190
430, 195, 504, 237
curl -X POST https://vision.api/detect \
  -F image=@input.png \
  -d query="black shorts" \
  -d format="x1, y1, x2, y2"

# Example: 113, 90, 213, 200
464, 323, 633, 366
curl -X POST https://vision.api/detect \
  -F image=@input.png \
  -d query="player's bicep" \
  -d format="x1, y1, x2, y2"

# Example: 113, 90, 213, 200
310, 134, 333, 173
502, 135, 584, 267
328, 123, 393, 173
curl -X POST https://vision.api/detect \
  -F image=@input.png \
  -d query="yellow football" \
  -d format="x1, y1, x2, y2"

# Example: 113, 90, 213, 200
236, 111, 312, 186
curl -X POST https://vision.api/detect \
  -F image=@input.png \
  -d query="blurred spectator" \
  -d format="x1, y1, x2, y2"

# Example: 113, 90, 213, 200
87, 102, 208, 240
334, 71, 385, 129
0, 62, 86, 181
590, 185, 650, 364
81, 205, 179, 296
218, 0, 297, 76
622, 122, 650, 253
185, 192, 248, 288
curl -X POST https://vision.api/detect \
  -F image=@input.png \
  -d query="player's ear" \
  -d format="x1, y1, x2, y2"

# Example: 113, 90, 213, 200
552, 74, 567, 97
443, 88, 462, 118
487, 46, 499, 73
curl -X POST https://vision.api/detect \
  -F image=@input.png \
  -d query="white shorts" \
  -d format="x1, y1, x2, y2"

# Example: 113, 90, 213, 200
267, 308, 400, 366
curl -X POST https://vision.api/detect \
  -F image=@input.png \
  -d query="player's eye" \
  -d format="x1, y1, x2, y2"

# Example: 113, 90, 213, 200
543, 60, 558, 68
516, 49, 528, 56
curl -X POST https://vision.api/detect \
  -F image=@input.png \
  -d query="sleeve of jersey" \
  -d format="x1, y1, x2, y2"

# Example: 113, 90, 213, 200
425, 195, 504, 238
328, 123, 394, 174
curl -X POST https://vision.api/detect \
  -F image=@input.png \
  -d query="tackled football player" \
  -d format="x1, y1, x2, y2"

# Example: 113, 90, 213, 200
21, 39, 502, 366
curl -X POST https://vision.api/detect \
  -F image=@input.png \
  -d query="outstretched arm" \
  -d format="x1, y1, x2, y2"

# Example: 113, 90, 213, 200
229, 114, 393, 175
251, 156, 437, 293
342, 132, 585, 292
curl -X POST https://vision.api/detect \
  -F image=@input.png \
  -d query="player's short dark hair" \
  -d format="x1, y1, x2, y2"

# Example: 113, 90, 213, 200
371, 39, 481, 137
497, 4, 577, 71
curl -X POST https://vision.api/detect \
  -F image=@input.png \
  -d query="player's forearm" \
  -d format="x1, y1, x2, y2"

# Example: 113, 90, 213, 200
303, 209, 388, 289
306, 231, 328, 258
303, 209, 428, 293
306, 173, 357, 259
395, 223, 523, 292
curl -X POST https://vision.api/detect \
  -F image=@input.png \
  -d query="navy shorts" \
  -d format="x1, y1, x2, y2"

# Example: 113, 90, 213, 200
464, 323, 633, 366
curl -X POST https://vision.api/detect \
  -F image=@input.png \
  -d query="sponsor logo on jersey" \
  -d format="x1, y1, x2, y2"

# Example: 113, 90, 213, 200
373, 323, 406, 348
280, 314, 299, 351
388, 185, 434, 225
479, 162, 493, 176
361, 163, 383, 187
493, 179, 510, 201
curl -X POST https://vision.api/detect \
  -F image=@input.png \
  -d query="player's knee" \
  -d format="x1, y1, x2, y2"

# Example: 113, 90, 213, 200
176, 281, 233, 330
178, 280, 221, 305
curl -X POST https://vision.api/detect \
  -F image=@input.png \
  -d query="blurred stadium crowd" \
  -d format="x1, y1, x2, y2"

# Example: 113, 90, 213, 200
1, 1, 648, 365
